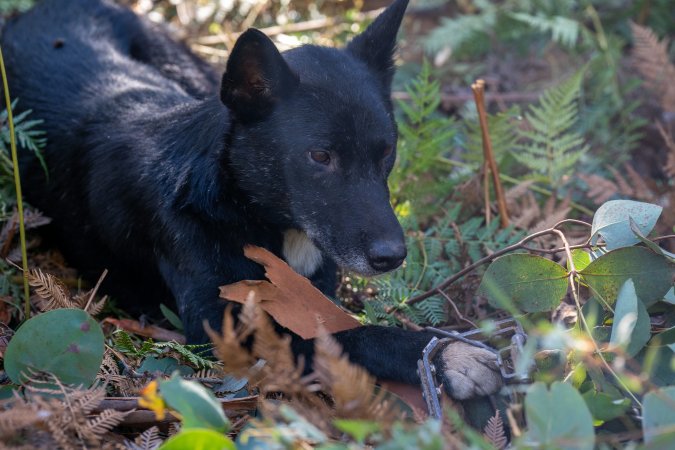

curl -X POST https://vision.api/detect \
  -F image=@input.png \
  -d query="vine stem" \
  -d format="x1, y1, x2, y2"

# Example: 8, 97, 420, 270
0, 47, 30, 320
552, 228, 642, 407
405, 219, 592, 306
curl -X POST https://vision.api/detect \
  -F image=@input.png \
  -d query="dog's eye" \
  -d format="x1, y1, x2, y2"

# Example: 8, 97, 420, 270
309, 150, 331, 165
383, 146, 393, 158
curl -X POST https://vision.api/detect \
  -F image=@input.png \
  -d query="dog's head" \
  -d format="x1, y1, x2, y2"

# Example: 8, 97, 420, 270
221, 0, 409, 276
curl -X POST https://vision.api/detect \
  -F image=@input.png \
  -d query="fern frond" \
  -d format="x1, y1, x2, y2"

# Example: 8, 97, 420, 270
630, 23, 675, 112
27, 268, 75, 311
483, 410, 508, 449
423, 6, 497, 55
512, 70, 588, 186
85, 408, 132, 436
125, 426, 162, 450
509, 13, 579, 48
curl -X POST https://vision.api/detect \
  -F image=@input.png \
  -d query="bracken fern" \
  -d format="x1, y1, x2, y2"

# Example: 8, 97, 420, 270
511, 70, 588, 187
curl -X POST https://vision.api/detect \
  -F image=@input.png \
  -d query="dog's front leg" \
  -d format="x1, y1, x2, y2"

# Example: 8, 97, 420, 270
292, 325, 503, 401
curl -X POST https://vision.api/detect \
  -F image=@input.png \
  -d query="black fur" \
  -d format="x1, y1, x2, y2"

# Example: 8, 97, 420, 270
1, 0, 448, 386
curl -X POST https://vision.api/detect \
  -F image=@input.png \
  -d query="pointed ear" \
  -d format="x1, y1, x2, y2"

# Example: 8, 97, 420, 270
347, 0, 408, 87
220, 29, 299, 122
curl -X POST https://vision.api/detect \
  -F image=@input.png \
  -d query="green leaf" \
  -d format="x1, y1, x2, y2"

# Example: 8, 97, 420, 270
160, 303, 184, 331
591, 200, 662, 250
582, 391, 630, 423
4, 309, 104, 386
333, 419, 380, 443
664, 287, 675, 305
478, 254, 568, 312
643, 386, 675, 449
580, 247, 675, 307
159, 374, 229, 432
159, 429, 235, 450
520, 382, 595, 450
609, 279, 650, 356
569, 249, 591, 272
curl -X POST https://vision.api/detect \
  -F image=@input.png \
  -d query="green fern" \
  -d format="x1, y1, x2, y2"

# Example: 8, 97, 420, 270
367, 205, 526, 326
509, 12, 580, 48
464, 105, 521, 168
423, 0, 497, 56
392, 60, 457, 217
112, 330, 215, 369
511, 70, 588, 187
0, 100, 47, 220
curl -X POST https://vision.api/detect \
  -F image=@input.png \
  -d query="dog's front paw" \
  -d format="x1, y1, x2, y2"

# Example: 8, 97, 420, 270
434, 341, 503, 400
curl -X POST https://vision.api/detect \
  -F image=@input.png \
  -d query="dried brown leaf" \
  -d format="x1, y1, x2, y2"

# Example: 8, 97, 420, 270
86, 409, 133, 437
125, 426, 162, 450
220, 246, 360, 339
313, 331, 399, 423
27, 268, 75, 311
579, 173, 620, 204
657, 122, 675, 178
483, 410, 508, 449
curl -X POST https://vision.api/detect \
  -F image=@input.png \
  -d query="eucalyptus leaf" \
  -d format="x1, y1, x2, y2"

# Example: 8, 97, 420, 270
478, 254, 568, 312
582, 390, 630, 423
609, 279, 650, 356
664, 287, 675, 305
4, 309, 104, 386
610, 280, 638, 347
591, 200, 662, 250
159, 428, 235, 450
643, 386, 675, 449
160, 374, 229, 432
580, 247, 674, 307
569, 249, 591, 272
520, 382, 595, 450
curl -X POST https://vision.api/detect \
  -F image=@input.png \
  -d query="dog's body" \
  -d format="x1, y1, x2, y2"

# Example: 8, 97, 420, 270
1, 0, 502, 399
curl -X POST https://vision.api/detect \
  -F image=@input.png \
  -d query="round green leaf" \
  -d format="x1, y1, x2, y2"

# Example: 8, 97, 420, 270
159, 374, 229, 432
478, 254, 568, 312
580, 247, 675, 307
520, 382, 595, 450
591, 200, 662, 250
643, 386, 675, 449
159, 429, 236, 450
4, 308, 104, 386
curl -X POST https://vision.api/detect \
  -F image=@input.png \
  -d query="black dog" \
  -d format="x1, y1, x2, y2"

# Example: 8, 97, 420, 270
1, 0, 501, 400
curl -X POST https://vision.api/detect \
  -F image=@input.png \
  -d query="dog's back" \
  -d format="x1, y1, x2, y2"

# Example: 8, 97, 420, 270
2, 0, 223, 301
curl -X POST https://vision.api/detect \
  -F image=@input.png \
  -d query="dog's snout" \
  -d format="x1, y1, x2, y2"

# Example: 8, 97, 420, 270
367, 240, 407, 272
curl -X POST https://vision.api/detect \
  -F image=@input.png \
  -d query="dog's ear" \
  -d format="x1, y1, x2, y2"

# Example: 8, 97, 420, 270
346, 0, 408, 88
220, 29, 299, 122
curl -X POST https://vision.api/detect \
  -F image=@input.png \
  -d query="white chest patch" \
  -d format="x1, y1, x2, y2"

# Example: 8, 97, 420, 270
282, 229, 323, 278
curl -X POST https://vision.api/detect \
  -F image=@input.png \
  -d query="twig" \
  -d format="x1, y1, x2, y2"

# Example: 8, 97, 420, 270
472, 79, 509, 228
0, 47, 30, 320
84, 269, 108, 312
438, 291, 478, 328
405, 228, 561, 305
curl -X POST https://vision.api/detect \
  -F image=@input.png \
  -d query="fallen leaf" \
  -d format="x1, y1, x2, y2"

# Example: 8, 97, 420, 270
219, 245, 360, 339
220, 245, 428, 418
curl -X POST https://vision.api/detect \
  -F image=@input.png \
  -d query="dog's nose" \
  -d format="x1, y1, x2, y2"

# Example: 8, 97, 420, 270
367, 240, 407, 272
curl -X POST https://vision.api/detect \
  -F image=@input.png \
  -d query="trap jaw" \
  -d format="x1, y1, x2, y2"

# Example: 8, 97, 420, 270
417, 318, 532, 420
